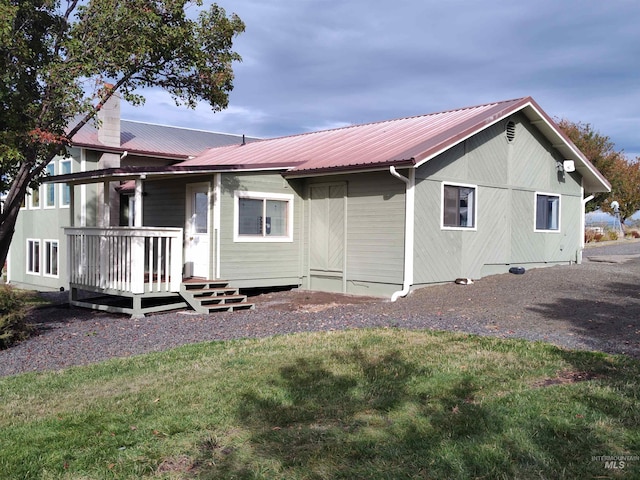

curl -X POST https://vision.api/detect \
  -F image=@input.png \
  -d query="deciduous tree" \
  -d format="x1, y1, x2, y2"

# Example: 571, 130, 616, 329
0, 0, 244, 268
558, 119, 640, 223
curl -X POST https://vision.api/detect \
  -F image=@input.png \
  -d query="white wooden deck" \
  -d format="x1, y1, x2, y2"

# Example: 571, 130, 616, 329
65, 227, 185, 317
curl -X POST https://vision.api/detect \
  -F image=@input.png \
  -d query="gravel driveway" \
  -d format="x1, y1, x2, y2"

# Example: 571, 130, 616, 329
2, 240, 639, 377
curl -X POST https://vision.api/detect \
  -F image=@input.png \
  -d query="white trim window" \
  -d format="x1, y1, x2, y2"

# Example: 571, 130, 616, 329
535, 192, 561, 232
233, 191, 294, 242
44, 162, 56, 208
26, 239, 41, 275
28, 187, 40, 209
59, 159, 71, 207
43, 240, 59, 277
442, 182, 477, 230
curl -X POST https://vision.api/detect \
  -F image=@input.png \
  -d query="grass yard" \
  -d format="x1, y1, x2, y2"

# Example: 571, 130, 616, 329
1, 328, 639, 479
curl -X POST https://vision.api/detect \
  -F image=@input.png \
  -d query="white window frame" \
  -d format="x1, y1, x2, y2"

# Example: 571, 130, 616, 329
441, 181, 478, 231
44, 162, 56, 208
59, 158, 72, 208
27, 187, 41, 210
43, 239, 59, 278
534, 192, 561, 232
26, 239, 41, 275
233, 190, 294, 243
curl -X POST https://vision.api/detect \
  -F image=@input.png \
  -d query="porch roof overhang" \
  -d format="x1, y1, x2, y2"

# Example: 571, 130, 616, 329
42, 162, 299, 186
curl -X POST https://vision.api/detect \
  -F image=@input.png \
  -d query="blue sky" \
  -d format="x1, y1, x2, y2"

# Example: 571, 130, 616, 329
121, 0, 640, 158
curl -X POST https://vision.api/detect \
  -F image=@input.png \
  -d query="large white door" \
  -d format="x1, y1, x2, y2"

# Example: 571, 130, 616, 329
185, 183, 210, 278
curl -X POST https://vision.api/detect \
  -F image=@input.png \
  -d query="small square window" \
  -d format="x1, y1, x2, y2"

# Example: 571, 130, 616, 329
535, 193, 560, 231
442, 183, 476, 229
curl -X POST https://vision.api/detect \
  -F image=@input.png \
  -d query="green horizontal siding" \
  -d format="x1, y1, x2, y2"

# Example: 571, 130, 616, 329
219, 173, 302, 284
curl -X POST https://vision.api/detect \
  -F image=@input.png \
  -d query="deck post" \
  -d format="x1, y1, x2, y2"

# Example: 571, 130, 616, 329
134, 178, 143, 227
170, 235, 182, 291
102, 180, 111, 227
99, 232, 108, 288
131, 234, 145, 294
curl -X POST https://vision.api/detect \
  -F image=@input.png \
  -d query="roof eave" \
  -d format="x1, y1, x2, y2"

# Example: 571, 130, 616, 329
283, 159, 416, 178
70, 142, 191, 161
521, 100, 611, 194
44, 163, 295, 185
412, 97, 611, 195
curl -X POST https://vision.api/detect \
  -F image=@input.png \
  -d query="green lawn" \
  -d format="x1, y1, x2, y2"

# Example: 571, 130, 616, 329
1, 329, 638, 479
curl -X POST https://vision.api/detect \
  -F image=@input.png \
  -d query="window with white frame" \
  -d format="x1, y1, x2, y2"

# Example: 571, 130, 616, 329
26, 239, 41, 275
234, 191, 293, 242
28, 187, 40, 209
45, 163, 56, 208
535, 193, 560, 231
43, 240, 59, 277
59, 159, 71, 207
442, 183, 477, 229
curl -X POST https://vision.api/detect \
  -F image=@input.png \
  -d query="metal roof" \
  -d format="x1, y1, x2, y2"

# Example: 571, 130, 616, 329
70, 120, 255, 158
177, 97, 610, 193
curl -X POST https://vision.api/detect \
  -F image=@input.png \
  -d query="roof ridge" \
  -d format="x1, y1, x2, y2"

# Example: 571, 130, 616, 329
256, 97, 532, 142
121, 119, 257, 138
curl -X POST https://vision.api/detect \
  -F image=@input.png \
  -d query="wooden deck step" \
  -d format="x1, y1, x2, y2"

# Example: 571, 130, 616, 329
180, 280, 254, 314
185, 288, 240, 297
205, 302, 255, 313
198, 295, 247, 305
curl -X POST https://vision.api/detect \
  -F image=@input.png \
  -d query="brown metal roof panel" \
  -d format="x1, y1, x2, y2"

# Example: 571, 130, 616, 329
178, 97, 607, 192
68, 119, 255, 158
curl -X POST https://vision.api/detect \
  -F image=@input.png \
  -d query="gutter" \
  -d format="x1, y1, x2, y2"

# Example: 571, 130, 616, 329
389, 166, 415, 301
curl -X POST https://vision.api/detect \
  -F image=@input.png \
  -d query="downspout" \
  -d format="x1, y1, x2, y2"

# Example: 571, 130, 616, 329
389, 166, 415, 302
580, 193, 595, 257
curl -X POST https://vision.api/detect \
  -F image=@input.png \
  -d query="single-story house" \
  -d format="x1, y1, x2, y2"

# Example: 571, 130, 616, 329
10, 96, 610, 317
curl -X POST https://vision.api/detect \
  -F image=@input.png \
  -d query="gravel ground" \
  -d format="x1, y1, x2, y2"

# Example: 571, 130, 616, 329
2, 240, 639, 377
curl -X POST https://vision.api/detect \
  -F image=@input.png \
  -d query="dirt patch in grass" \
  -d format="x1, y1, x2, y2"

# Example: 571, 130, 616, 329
156, 455, 196, 475
532, 370, 602, 388
248, 288, 383, 312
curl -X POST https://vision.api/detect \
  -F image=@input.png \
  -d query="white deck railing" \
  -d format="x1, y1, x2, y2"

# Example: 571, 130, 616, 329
65, 227, 183, 294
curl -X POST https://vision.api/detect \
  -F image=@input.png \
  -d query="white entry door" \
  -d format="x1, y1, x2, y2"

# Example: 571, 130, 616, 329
185, 183, 210, 278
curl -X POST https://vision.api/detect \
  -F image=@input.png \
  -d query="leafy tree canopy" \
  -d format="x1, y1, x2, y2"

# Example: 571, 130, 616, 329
0, 0, 244, 265
558, 119, 640, 222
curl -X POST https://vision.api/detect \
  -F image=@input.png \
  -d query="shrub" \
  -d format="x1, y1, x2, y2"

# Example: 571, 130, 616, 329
606, 230, 619, 241
0, 286, 33, 350
584, 229, 604, 243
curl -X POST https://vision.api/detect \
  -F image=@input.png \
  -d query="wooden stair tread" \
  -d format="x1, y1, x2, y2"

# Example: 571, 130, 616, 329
205, 302, 254, 312
198, 295, 247, 305
183, 288, 239, 296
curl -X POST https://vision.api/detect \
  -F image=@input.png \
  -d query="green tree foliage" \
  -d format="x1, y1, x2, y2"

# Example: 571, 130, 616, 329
558, 119, 640, 221
0, 0, 244, 267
